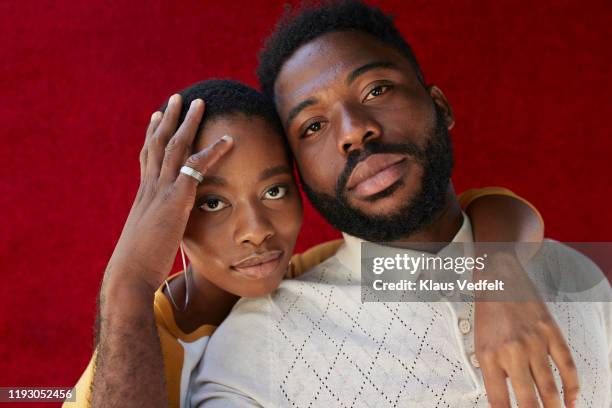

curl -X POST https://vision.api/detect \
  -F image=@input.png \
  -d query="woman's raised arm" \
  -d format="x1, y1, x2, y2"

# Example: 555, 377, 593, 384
89, 95, 232, 408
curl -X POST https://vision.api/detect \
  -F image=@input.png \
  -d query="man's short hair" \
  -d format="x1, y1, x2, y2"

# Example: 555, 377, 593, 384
160, 79, 284, 139
257, 0, 426, 101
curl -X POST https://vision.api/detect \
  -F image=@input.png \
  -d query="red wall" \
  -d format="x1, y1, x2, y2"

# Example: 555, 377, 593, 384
1, 0, 610, 394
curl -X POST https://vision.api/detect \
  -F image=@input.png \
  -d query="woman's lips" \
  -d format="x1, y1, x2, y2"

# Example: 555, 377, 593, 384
346, 153, 408, 199
231, 250, 283, 280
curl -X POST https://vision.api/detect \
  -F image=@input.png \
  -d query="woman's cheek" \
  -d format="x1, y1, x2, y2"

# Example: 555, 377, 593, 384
184, 216, 228, 264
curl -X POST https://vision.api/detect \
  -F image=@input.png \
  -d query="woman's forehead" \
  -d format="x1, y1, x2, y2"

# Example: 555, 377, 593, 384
194, 115, 290, 177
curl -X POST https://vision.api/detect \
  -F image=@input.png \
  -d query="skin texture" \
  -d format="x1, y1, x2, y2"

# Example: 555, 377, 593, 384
273, 31, 577, 408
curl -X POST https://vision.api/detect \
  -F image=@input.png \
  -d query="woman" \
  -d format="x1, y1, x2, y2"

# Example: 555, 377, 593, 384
67, 80, 575, 407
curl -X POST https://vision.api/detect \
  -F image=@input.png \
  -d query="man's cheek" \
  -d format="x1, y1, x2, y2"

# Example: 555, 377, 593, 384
377, 104, 436, 146
299, 156, 339, 193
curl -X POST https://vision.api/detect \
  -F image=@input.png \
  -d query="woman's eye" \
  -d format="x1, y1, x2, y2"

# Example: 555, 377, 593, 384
198, 198, 229, 212
263, 185, 288, 200
364, 85, 390, 102
302, 121, 323, 138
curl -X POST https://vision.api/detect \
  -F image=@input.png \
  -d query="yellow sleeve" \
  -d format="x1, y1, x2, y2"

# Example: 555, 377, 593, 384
62, 351, 95, 407
458, 186, 544, 228
287, 239, 344, 279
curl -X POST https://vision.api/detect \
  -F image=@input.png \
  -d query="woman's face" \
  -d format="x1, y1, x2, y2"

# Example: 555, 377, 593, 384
183, 113, 303, 298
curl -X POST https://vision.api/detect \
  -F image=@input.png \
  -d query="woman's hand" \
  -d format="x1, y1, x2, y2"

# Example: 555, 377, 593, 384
104, 94, 233, 293
475, 253, 579, 408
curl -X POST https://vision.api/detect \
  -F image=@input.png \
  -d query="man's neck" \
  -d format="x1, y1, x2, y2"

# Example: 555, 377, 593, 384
393, 184, 463, 251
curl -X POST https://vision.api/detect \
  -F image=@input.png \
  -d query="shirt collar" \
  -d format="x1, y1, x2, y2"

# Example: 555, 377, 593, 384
335, 212, 474, 278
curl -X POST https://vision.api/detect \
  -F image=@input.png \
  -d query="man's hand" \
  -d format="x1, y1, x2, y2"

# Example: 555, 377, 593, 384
475, 253, 579, 408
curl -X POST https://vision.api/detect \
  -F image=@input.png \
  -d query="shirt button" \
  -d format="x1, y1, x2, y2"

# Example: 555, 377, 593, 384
470, 353, 480, 368
458, 319, 471, 334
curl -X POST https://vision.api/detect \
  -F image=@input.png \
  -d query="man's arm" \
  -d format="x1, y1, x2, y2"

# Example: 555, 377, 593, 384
464, 190, 579, 407
463, 190, 543, 260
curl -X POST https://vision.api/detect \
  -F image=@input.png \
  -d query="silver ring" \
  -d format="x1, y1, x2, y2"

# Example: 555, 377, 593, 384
180, 166, 204, 183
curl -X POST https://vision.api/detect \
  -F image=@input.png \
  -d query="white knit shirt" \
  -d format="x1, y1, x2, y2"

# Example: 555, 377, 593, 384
191, 215, 612, 407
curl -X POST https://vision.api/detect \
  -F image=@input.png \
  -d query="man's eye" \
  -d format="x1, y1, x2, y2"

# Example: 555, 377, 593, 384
263, 185, 288, 200
364, 85, 390, 102
302, 121, 323, 138
198, 198, 229, 212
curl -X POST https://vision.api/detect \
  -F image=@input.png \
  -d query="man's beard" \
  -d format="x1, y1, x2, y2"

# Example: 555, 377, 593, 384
300, 105, 454, 242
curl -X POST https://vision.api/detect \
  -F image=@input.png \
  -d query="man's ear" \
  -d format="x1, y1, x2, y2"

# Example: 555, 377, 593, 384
427, 85, 455, 130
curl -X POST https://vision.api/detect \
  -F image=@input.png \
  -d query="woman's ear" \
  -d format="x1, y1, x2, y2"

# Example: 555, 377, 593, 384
427, 85, 455, 130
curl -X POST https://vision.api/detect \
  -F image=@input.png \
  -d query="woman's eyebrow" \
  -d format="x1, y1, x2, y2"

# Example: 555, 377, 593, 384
259, 165, 292, 182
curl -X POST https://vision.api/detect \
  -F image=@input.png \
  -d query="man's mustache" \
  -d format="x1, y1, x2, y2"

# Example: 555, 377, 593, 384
335, 141, 426, 195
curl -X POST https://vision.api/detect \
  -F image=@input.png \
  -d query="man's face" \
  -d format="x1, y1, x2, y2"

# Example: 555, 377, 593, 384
274, 31, 456, 241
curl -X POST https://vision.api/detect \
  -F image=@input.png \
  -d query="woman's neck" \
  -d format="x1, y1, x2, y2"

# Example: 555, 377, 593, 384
166, 266, 239, 333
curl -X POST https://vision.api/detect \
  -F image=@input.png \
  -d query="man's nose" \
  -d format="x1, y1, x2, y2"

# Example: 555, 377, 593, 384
335, 103, 382, 156
233, 203, 275, 247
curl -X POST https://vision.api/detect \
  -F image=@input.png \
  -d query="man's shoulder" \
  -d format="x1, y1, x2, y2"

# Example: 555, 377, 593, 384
289, 251, 344, 282
528, 239, 611, 301
535, 239, 600, 273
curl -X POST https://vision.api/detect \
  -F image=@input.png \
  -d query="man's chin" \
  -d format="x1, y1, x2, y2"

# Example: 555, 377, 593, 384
346, 180, 420, 218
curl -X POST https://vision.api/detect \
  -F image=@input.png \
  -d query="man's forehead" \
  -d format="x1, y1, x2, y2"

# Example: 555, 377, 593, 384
274, 31, 409, 114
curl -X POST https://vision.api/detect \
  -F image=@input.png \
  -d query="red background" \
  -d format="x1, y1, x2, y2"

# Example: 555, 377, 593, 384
1, 0, 611, 397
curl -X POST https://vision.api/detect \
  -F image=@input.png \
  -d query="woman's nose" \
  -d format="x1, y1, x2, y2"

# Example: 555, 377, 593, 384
233, 204, 275, 247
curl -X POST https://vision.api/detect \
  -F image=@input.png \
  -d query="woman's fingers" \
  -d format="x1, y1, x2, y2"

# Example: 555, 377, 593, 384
530, 354, 561, 408
174, 135, 234, 204
140, 111, 163, 180
159, 98, 205, 183
480, 357, 510, 408
548, 326, 579, 407
146, 93, 182, 180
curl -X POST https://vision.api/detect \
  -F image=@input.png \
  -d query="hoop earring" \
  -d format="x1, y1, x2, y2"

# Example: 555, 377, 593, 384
164, 240, 190, 312
180, 241, 190, 310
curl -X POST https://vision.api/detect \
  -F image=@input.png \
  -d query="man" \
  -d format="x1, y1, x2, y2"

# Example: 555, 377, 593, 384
189, 1, 612, 407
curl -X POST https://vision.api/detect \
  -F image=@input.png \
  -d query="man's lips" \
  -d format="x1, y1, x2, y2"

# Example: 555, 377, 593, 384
345, 153, 408, 198
231, 250, 283, 280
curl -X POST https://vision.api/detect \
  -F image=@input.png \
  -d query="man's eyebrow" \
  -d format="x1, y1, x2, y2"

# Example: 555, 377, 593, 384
285, 98, 317, 129
346, 61, 397, 85
199, 175, 226, 187
259, 165, 292, 182
284, 61, 396, 129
